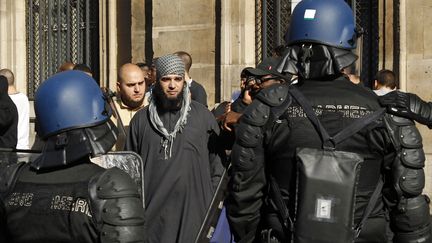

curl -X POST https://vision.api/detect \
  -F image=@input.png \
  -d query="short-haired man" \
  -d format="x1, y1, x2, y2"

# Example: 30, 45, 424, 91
115, 63, 147, 126
73, 63, 93, 77
136, 62, 152, 87
111, 63, 147, 150
125, 54, 224, 243
174, 51, 208, 107
58, 61, 75, 72
373, 69, 397, 96
0, 69, 29, 149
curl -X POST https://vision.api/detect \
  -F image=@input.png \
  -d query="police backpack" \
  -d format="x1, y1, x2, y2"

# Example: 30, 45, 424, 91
269, 87, 385, 243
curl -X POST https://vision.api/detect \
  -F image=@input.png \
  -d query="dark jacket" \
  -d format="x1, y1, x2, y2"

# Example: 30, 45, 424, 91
190, 80, 208, 107
0, 76, 18, 148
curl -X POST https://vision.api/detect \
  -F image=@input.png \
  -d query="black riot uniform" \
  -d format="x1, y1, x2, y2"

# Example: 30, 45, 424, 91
227, 78, 431, 243
0, 71, 145, 243
226, 1, 431, 243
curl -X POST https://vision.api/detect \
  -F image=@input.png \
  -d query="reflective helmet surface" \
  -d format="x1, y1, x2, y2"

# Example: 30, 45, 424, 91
35, 70, 110, 138
286, 0, 357, 49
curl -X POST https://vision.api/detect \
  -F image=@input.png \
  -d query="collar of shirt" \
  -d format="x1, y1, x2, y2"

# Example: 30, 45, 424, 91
117, 98, 145, 111
373, 87, 396, 96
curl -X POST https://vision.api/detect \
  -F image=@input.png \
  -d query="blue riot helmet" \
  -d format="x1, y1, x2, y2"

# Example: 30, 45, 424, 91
35, 70, 110, 137
279, 0, 361, 79
33, 70, 118, 170
286, 0, 360, 50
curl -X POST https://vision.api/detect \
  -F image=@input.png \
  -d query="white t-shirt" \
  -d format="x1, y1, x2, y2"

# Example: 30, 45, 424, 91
373, 87, 395, 96
9, 92, 30, 149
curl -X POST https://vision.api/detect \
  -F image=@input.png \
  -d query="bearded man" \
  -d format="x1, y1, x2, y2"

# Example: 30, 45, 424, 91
125, 54, 224, 243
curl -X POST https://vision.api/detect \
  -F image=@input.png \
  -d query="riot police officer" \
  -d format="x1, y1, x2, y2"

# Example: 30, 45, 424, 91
226, 0, 431, 242
0, 71, 145, 242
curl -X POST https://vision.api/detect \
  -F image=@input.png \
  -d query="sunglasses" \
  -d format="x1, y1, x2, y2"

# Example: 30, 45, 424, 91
246, 76, 279, 85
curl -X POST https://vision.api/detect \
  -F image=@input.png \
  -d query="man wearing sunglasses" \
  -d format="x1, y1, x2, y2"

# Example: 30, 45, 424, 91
220, 58, 289, 132
245, 58, 287, 98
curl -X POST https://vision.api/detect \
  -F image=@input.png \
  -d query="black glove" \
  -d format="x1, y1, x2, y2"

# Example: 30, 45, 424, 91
379, 91, 432, 127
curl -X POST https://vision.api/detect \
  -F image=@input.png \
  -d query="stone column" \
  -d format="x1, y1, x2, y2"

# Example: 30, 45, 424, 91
0, 0, 27, 93
220, 0, 255, 103
401, 0, 432, 208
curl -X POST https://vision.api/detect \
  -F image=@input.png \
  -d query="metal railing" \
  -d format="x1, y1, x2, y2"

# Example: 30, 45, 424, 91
26, 0, 99, 99
255, 0, 292, 63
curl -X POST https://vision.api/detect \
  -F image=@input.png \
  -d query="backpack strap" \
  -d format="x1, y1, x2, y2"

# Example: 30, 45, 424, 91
332, 109, 385, 144
289, 87, 332, 147
268, 175, 294, 232
354, 177, 384, 238
289, 87, 385, 148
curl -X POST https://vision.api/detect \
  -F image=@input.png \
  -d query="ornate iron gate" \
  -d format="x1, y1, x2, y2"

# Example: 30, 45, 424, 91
26, 0, 99, 99
255, 0, 381, 88
255, 0, 292, 63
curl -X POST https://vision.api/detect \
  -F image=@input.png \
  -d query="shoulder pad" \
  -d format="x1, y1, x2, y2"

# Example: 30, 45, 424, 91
95, 167, 141, 199
384, 114, 422, 149
398, 168, 425, 197
387, 114, 415, 126
0, 163, 25, 196
241, 100, 271, 127
255, 84, 289, 107
236, 122, 263, 148
89, 167, 144, 241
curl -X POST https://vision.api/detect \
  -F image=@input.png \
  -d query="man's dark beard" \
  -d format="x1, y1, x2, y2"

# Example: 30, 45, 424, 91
120, 93, 145, 109
152, 82, 184, 111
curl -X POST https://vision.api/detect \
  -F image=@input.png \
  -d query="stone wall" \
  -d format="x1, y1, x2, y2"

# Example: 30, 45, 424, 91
131, 0, 257, 108
0, 0, 26, 93
219, 0, 255, 103
131, 0, 217, 107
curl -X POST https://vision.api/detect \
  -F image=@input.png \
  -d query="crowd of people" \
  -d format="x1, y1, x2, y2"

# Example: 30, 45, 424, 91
1, 0, 432, 242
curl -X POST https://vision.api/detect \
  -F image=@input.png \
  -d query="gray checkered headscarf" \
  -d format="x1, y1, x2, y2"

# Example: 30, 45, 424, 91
155, 54, 185, 81
149, 54, 191, 159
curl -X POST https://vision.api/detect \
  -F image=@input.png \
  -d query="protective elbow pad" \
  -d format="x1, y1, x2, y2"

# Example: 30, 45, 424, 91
241, 101, 271, 127
386, 116, 426, 197
231, 145, 258, 171
400, 148, 425, 168
89, 167, 145, 242
397, 167, 425, 197
391, 195, 430, 232
393, 223, 431, 243
236, 123, 263, 148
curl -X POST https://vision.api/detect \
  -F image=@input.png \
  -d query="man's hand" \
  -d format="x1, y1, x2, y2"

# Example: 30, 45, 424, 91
379, 91, 432, 127
223, 111, 242, 132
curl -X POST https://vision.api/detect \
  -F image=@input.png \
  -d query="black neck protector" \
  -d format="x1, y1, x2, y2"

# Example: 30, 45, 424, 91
277, 44, 358, 80
31, 120, 118, 171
